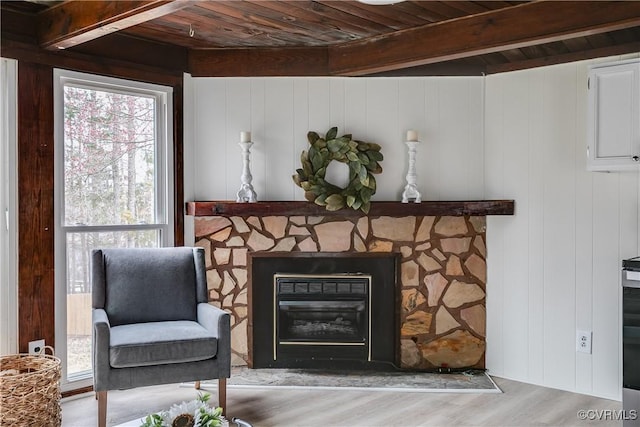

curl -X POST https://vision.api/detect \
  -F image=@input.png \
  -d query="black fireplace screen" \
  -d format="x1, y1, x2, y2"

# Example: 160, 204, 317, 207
275, 274, 371, 353
250, 254, 398, 369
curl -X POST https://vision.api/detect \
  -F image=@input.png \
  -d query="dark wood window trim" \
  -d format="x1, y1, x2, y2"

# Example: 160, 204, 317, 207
17, 62, 56, 354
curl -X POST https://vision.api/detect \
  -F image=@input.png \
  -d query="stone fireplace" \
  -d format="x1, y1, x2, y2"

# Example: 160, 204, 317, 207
188, 200, 514, 371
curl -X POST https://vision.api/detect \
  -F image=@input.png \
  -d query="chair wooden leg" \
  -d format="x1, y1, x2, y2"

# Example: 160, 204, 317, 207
97, 391, 107, 427
218, 378, 227, 414
195, 380, 201, 390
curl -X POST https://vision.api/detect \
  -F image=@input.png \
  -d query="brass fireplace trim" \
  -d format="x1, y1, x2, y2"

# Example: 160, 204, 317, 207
272, 273, 373, 362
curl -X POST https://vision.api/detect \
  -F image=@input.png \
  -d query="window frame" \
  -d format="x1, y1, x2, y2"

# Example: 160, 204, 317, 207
0, 58, 18, 356
53, 69, 174, 391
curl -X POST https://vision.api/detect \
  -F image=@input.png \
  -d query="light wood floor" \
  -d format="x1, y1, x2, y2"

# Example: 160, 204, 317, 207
61, 376, 622, 427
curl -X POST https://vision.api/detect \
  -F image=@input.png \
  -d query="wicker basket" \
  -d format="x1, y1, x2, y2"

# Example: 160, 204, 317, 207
0, 346, 61, 426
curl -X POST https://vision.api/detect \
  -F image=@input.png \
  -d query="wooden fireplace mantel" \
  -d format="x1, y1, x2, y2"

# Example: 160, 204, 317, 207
186, 200, 514, 217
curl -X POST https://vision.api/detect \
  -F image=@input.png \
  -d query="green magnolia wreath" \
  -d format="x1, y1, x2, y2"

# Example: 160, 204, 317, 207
292, 127, 383, 213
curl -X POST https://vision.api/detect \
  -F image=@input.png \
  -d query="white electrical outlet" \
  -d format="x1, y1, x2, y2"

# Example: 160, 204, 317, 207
28, 339, 45, 355
576, 330, 592, 354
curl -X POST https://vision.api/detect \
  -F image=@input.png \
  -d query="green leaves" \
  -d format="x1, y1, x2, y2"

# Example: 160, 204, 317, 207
140, 414, 163, 427
197, 392, 211, 403
309, 147, 324, 171
367, 150, 383, 161
358, 164, 368, 184
307, 131, 320, 144
293, 126, 383, 213
346, 151, 360, 162
325, 193, 345, 211
327, 138, 342, 153
326, 126, 338, 141
198, 406, 225, 427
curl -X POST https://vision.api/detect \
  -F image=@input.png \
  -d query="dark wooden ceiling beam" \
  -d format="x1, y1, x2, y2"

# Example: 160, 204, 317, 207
188, 47, 328, 76
486, 40, 640, 75
37, 0, 195, 50
327, 1, 640, 76
1, 38, 183, 86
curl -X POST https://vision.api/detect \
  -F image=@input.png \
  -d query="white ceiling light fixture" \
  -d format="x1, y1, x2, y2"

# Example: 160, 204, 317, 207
357, 0, 405, 5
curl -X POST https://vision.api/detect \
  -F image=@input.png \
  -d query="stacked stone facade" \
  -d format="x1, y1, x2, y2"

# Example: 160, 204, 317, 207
194, 214, 487, 370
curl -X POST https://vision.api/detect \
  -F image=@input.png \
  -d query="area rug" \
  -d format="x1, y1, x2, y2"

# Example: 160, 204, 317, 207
199, 367, 501, 393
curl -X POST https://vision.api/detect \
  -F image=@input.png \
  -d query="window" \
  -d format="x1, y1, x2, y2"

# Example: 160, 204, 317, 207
54, 70, 174, 389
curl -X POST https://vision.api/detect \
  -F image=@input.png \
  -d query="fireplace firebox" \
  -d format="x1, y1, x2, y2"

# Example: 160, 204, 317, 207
275, 274, 371, 361
250, 253, 398, 370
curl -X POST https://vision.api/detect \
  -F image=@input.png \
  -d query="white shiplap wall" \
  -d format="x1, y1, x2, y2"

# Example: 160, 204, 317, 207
485, 56, 640, 400
185, 59, 640, 400
187, 77, 485, 202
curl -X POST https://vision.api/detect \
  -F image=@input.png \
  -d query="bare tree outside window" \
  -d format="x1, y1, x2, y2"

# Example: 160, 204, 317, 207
64, 87, 156, 229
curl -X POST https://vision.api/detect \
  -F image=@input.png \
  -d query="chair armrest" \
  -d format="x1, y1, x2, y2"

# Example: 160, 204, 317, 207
197, 303, 230, 338
93, 308, 111, 343
197, 303, 231, 377
92, 308, 111, 390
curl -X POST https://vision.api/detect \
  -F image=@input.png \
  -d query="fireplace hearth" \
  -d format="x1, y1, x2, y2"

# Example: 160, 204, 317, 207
250, 253, 399, 369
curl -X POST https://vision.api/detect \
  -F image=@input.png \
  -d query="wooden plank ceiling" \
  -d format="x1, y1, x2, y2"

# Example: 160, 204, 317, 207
3, 0, 640, 76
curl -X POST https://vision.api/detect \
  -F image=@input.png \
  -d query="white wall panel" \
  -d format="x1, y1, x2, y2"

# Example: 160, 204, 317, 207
329, 79, 345, 131
183, 74, 195, 246
190, 76, 486, 204
467, 80, 485, 199
422, 80, 443, 200
485, 56, 640, 400
574, 64, 595, 394
591, 173, 621, 398
344, 79, 367, 136
484, 76, 505, 377
292, 80, 310, 202
365, 79, 400, 200
499, 71, 530, 381
193, 79, 227, 200
439, 79, 474, 200
264, 80, 295, 200
541, 64, 577, 392
225, 79, 251, 198
526, 70, 546, 386
250, 79, 266, 199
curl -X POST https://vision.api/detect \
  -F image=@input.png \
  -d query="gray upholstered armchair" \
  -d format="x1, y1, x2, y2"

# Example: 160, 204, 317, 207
91, 247, 231, 427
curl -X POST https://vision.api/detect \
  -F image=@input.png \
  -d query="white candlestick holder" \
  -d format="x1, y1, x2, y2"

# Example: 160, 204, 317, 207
401, 140, 422, 203
236, 139, 257, 203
